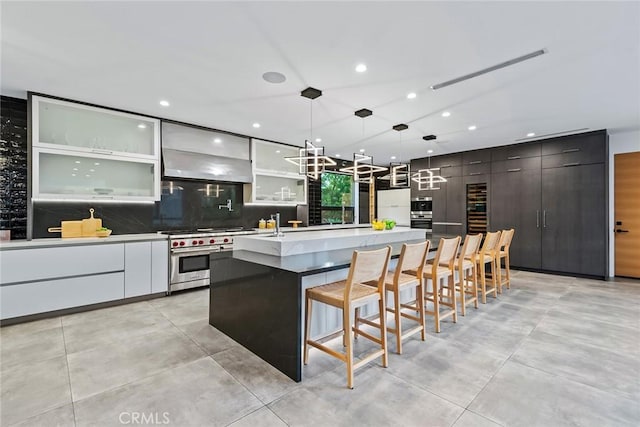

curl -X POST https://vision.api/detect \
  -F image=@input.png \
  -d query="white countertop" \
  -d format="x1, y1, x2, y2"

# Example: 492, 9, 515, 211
233, 226, 426, 257
0, 233, 168, 250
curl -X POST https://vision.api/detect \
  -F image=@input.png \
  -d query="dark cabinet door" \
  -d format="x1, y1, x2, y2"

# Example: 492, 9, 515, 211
445, 176, 464, 225
491, 169, 542, 269
541, 164, 606, 276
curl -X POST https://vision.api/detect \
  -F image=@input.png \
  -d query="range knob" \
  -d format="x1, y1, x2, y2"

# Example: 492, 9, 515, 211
223, 238, 229, 243
172, 241, 179, 247
179, 241, 185, 246
192, 240, 198, 245
209, 239, 215, 244
199, 240, 204, 245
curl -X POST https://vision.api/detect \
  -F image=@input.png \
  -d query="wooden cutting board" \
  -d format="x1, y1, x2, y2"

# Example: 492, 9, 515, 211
81, 208, 102, 237
48, 220, 83, 238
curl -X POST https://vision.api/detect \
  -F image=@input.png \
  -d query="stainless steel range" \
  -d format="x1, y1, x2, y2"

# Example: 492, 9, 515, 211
162, 228, 257, 293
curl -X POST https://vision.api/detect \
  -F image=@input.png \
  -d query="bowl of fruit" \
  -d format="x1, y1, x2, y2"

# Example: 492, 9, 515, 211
383, 219, 396, 230
96, 227, 112, 237
372, 220, 386, 231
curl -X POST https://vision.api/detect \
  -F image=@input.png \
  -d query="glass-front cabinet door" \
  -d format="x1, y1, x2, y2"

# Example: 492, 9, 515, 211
247, 139, 307, 205
33, 150, 159, 202
32, 96, 159, 159
30, 95, 161, 202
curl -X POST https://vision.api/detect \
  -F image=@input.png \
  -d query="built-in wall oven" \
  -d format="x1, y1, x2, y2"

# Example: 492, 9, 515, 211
410, 197, 432, 232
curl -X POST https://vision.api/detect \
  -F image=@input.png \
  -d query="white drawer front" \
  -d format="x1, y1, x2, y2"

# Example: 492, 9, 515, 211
0, 244, 124, 284
0, 272, 125, 319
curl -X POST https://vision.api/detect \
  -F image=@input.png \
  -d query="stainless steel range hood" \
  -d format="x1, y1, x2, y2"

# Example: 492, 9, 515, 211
162, 122, 252, 183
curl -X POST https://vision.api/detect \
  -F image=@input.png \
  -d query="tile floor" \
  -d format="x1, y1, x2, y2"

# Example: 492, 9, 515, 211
1, 271, 638, 427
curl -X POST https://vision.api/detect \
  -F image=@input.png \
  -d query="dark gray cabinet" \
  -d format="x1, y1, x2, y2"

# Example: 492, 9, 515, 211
541, 164, 606, 276
491, 169, 542, 269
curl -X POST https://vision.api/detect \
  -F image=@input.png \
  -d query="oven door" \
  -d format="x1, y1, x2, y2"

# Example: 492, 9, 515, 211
410, 215, 432, 232
411, 198, 432, 213
170, 247, 217, 292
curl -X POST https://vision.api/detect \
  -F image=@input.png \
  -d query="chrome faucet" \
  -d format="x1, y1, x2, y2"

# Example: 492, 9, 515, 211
219, 199, 233, 211
271, 213, 283, 237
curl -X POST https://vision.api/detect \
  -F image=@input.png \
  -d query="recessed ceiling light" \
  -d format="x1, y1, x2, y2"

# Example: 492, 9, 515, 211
315, 138, 322, 143
468, 125, 477, 131
262, 71, 286, 84
275, 150, 281, 154
252, 123, 261, 128
159, 100, 170, 107
391, 156, 397, 160
137, 123, 147, 129
355, 63, 367, 73
407, 92, 417, 99
359, 148, 365, 153
89, 169, 95, 172
213, 138, 222, 143
441, 111, 451, 118
335, 154, 341, 157
427, 149, 434, 154
75, 161, 81, 164
71, 173, 76, 177
85, 174, 90, 178
94, 162, 100, 166
73, 168, 78, 171
527, 132, 535, 137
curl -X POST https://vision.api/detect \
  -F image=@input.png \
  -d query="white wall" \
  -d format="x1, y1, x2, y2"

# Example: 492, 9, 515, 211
608, 130, 640, 276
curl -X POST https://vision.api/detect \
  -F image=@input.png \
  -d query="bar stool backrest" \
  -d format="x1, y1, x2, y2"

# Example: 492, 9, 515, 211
344, 246, 391, 299
498, 228, 515, 251
395, 240, 430, 281
435, 236, 462, 269
480, 231, 502, 256
461, 233, 483, 261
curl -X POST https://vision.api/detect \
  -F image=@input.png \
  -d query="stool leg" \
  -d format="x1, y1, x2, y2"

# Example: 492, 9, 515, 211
449, 274, 457, 323
394, 288, 402, 354
417, 281, 426, 341
505, 253, 511, 289
491, 258, 498, 298
459, 267, 466, 317
379, 294, 388, 368
353, 307, 361, 341
471, 264, 479, 309
344, 305, 354, 389
496, 256, 503, 294
304, 293, 312, 365
433, 276, 441, 333
479, 262, 487, 304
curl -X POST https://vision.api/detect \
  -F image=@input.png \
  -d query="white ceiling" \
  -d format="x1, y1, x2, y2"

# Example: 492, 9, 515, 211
2, 1, 639, 163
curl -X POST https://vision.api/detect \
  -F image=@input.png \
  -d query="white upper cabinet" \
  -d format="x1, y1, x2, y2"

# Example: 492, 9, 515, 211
31, 95, 161, 202
246, 139, 307, 205
33, 96, 159, 159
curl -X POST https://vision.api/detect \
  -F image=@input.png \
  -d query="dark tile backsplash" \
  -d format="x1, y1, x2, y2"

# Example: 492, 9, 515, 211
0, 96, 28, 240
32, 178, 300, 238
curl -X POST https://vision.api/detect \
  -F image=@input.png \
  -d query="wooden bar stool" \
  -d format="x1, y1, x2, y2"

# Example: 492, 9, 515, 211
423, 237, 461, 333
358, 241, 430, 355
303, 246, 391, 389
476, 231, 501, 304
454, 233, 483, 316
496, 228, 515, 294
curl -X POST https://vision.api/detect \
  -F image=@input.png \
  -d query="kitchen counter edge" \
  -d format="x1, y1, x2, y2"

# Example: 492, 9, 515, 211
0, 233, 168, 250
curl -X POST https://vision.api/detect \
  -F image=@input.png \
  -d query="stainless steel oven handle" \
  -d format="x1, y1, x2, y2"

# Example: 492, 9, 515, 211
171, 247, 220, 255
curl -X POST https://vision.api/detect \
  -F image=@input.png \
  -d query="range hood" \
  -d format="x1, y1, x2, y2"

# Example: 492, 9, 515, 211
161, 122, 252, 183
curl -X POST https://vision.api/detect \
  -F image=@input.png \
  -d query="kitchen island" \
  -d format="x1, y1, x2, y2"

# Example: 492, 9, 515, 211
209, 227, 435, 381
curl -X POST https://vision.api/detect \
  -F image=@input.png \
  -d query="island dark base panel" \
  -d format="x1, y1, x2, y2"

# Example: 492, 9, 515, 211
209, 257, 302, 381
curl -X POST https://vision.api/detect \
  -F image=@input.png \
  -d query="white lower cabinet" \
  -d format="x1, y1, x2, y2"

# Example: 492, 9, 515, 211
124, 242, 152, 298
151, 241, 169, 294
0, 238, 169, 320
1, 272, 125, 319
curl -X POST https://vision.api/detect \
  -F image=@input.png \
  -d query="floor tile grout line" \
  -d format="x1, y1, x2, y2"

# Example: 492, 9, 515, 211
59, 317, 78, 427
206, 354, 273, 408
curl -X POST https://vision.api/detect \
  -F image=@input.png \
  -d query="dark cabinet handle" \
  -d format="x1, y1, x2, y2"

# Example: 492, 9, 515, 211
469, 160, 482, 165
543, 210, 547, 228
440, 164, 452, 168
469, 172, 481, 176
507, 168, 522, 172
563, 162, 581, 167
507, 156, 521, 160
536, 210, 540, 228
616, 229, 629, 233
562, 148, 580, 153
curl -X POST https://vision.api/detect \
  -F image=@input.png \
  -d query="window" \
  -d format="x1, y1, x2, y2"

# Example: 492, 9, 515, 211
320, 172, 354, 224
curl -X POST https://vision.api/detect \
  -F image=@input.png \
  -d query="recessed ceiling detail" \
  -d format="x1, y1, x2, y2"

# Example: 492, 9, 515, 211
430, 48, 547, 90
354, 108, 373, 118
262, 71, 286, 84
300, 87, 322, 99
393, 124, 408, 131
422, 135, 437, 141
514, 128, 590, 142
